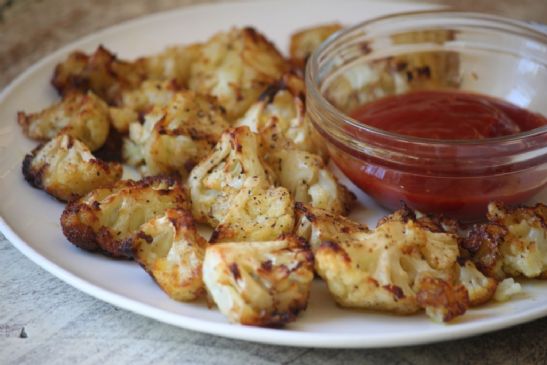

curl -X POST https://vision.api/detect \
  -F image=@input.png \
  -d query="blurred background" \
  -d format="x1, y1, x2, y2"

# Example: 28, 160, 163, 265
1, 0, 546, 88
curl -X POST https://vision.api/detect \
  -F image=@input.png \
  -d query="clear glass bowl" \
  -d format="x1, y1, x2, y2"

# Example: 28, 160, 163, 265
306, 11, 547, 220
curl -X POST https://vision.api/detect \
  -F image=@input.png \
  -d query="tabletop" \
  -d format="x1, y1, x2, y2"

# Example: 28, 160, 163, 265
1, 0, 547, 364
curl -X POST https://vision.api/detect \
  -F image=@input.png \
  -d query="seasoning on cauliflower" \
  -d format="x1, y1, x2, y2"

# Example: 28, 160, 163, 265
210, 179, 294, 243
314, 207, 471, 321
188, 126, 274, 226
61, 175, 189, 258
122, 90, 229, 177
289, 23, 342, 69
294, 202, 369, 252
189, 27, 288, 121
18, 91, 110, 151
236, 73, 319, 156
52, 46, 146, 105
268, 149, 355, 215
131, 208, 206, 301
202, 235, 314, 326
134, 43, 201, 87
22, 134, 122, 202
109, 80, 180, 133
463, 202, 547, 280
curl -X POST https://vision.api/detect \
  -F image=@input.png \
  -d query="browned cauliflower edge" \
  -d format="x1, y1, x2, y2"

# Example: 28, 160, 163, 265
61, 175, 189, 258
202, 235, 314, 326
22, 134, 122, 202
131, 208, 207, 301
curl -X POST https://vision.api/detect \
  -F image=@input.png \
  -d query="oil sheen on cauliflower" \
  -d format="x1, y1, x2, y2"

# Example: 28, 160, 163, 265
269, 149, 355, 215
18, 91, 110, 151
22, 134, 122, 202
202, 236, 314, 326
61, 176, 189, 258
210, 178, 294, 243
123, 91, 229, 177
236, 73, 318, 156
189, 27, 288, 121
188, 126, 274, 227
464, 202, 547, 280
131, 209, 206, 301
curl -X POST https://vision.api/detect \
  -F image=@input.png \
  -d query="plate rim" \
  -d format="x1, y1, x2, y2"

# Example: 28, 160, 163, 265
1, 0, 547, 349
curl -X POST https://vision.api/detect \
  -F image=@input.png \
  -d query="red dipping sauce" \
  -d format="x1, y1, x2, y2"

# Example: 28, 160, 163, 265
350, 90, 546, 140
328, 90, 547, 220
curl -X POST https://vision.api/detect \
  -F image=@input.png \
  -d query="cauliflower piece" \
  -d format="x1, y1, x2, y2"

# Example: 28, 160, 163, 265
458, 260, 497, 306
268, 149, 355, 215
189, 27, 288, 121
494, 278, 522, 302
202, 236, 314, 326
131, 209, 206, 301
314, 208, 467, 321
188, 126, 274, 226
294, 203, 369, 252
123, 91, 229, 177
61, 176, 189, 258
22, 134, 122, 202
134, 44, 201, 86
18, 91, 110, 151
210, 180, 294, 243
109, 80, 180, 133
463, 202, 547, 280
236, 73, 318, 155
52, 46, 146, 105
415, 276, 469, 323
289, 23, 342, 69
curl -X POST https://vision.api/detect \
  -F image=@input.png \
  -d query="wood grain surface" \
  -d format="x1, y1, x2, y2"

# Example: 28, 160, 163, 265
1, 1, 546, 364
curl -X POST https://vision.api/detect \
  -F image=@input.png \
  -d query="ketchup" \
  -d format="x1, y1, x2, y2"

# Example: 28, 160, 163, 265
350, 90, 546, 140
329, 90, 547, 220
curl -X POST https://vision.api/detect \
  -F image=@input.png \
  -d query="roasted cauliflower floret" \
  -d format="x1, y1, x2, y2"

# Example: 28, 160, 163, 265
189, 27, 288, 121
131, 209, 206, 301
189, 126, 274, 226
463, 202, 547, 280
123, 91, 229, 177
134, 43, 201, 86
269, 149, 355, 215
494, 278, 522, 302
294, 203, 369, 252
202, 236, 314, 326
236, 73, 318, 155
458, 260, 497, 307
61, 176, 189, 258
210, 180, 294, 243
18, 91, 110, 151
22, 134, 122, 202
52, 46, 146, 105
314, 208, 467, 321
289, 23, 342, 69
109, 80, 180, 133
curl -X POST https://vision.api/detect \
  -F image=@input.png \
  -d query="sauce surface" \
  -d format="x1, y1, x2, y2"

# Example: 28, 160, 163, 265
350, 90, 547, 140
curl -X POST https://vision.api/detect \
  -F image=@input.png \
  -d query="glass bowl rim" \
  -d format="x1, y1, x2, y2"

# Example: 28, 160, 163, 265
305, 10, 547, 147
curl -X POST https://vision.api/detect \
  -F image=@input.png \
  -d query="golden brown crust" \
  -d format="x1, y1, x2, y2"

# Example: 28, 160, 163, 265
131, 208, 207, 301
52, 46, 146, 105
416, 277, 469, 322
61, 175, 189, 258
22, 134, 122, 202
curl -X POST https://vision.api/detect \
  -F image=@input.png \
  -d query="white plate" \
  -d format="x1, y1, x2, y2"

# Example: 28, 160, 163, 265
1, 0, 546, 349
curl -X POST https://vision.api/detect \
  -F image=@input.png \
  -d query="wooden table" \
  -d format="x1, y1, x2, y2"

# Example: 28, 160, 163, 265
1, 1, 546, 363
